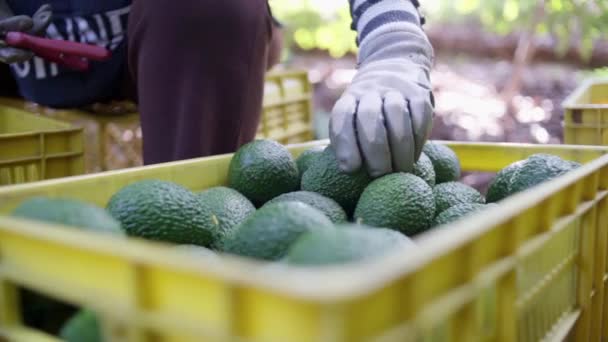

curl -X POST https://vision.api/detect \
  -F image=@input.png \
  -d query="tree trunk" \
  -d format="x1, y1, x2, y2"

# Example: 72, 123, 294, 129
501, 31, 538, 103
501, 3, 546, 100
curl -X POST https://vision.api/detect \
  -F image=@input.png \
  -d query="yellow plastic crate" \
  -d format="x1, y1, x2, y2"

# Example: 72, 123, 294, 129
0, 70, 313, 173
0, 141, 606, 342
0, 97, 141, 174
563, 77, 608, 145
258, 70, 314, 144
0, 106, 84, 186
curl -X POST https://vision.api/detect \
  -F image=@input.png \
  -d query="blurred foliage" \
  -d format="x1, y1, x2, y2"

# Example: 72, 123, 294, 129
584, 67, 608, 78
433, 0, 608, 59
269, 0, 357, 58
270, 0, 608, 60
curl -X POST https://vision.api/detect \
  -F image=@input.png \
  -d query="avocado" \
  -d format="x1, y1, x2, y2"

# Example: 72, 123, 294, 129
301, 147, 372, 215
296, 146, 325, 178
107, 180, 217, 247
60, 310, 101, 342
433, 203, 496, 227
228, 139, 299, 206
286, 224, 415, 266
509, 154, 581, 195
197, 186, 255, 248
266, 191, 347, 223
354, 173, 435, 236
433, 181, 485, 214
11, 197, 123, 235
220, 201, 333, 261
413, 152, 436, 187
486, 161, 525, 203
422, 142, 461, 183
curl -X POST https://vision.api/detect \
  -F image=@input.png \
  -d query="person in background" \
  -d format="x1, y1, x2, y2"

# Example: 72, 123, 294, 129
0, 0, 434, 177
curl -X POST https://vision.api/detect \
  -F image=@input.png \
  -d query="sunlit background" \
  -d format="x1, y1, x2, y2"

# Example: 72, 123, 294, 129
269, 0, 608, 145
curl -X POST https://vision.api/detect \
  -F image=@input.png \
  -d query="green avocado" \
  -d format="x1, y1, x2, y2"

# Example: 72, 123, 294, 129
433, 203, 496, 227
413, 152, 436, 187
301, 147, 372, 215
296, 146, 325, 178
433, 181, 485, 214
266, 191, 347, 223
197, 186, 255, 248
422, 142, 461, 184
107, 179, 217, 247
486, 161, 525, 203
509, 154, 581, 195
12, 197, 123, 235
60, 310, 101, 342
228, 139, 300, 206
354, 173, 435, 236
286, 224, 416, 266
220, 201, 333, 261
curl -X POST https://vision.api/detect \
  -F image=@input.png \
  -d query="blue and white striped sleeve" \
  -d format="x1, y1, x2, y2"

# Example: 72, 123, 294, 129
349, 0, 423, 44
349, 0, 433, 69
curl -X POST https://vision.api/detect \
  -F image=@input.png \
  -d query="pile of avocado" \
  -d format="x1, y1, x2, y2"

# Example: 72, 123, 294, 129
10, 139, 581, 341
11, 140, 583, 265
11, 139, 583, 264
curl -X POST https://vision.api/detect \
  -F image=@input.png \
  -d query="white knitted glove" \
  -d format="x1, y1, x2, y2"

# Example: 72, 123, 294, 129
330, 0, 434, 177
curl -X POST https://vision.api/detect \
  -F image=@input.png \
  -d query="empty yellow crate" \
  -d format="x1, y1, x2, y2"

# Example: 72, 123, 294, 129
258, 70, 314, 144
563, 77, 608, 145
0, 141, 606, 342
0, 70, 313, 173
0, 97, 141, 173
0, 106, 84, 186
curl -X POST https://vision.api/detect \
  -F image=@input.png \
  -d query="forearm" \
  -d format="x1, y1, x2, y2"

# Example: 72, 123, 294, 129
349, 0, 433, 68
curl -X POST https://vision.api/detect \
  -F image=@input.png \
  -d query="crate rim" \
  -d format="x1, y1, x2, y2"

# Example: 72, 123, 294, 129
0, 141, 606, 302
0, 105, 78, 132
264, 69, 308, 80
0, 126, 83, 139
562, 76, 608, 109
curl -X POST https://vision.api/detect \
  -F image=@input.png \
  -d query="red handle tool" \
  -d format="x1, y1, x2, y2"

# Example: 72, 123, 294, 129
2, 31, 111, 71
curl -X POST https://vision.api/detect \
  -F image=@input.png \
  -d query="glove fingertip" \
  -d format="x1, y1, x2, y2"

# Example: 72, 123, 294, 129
367, 165, 390, 178
338, 160, 356, 174
0, 16, 34, 32
331, 142, 361, 174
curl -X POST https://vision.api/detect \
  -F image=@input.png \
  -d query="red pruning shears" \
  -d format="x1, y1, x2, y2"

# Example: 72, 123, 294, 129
1, 31, 111, 71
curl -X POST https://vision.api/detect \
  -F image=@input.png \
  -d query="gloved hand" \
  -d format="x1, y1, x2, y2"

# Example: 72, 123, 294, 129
0, 2, 52, 63
330, 0, 434, 177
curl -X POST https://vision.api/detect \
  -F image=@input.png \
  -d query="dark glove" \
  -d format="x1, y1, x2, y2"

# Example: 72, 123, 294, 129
0, 2, 52, 64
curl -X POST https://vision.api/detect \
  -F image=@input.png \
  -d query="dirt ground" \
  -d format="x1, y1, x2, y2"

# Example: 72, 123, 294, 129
285, 52, 587, 190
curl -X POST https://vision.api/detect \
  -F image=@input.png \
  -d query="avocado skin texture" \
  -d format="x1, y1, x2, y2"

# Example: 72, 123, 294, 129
509, 154, 581, 195
197, 186, 255, 248
296, 146, 325, 178
107, 179, 216, 247
486, 161, 525, 203
266, 190, 348, 223
60, 310, 101, 342
354, 173, 436, 236
433, 203, 496, 227
286, 224, 415, 266
301, 147, 372, 216
220, 201, 333, 261
433, 181, 485, 215
228, 139, 300, 206
413, 152, 436, 187
423, 142, 461, 184
12, 197, 124, 235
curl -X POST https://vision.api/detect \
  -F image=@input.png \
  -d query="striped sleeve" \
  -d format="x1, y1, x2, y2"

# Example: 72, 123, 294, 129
349, 0, 424, 45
